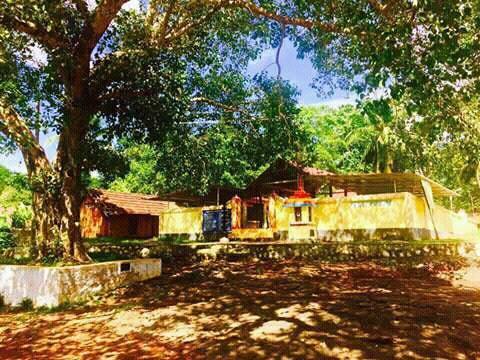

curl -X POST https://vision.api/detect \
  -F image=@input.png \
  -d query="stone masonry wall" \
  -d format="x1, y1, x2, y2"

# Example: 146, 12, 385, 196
86, 241, 480, 264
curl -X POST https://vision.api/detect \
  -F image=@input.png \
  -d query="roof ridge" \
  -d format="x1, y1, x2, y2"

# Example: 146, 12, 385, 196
94, 188, 158, 198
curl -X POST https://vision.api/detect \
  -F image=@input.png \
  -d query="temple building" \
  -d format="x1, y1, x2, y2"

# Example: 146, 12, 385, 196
158, 159, 480, 242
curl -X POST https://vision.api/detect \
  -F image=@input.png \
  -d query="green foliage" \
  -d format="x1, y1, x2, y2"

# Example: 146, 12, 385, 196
11, 205, 32, 228
102, 76, 307, 195
298, 104, 378, 173
0, 224, 14, 250
0, 165, 32, 228
3, 0, 480, 253
108, 144, 165, 194
300, 101, 405, 173
18, 298, 33, 311
89, 252, 130, 263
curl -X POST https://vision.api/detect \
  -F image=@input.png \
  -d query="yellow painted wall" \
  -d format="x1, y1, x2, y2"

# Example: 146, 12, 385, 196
274, 197, 290, 232
309, 192, 479, 240
313, 193, 412, 231
158, 193, 479, 241
230, 228, 274, 239
159, 205, 223, 235
159, 207, 203, 235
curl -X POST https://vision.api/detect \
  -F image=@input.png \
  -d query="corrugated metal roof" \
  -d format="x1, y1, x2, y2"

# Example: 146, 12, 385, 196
316, 173, 457, 198
86, 189, 169, 216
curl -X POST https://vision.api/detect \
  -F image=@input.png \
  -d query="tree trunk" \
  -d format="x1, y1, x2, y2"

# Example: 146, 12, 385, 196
384, 146, 394, 174
375, 141, 381, 173
476, 162, 480, 190
31, 187, 61, 259
55, 103, 91, 262
0, 99, 64, 259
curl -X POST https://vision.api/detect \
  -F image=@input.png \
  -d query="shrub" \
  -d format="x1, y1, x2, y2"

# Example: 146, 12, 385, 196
19, 298, 34, 311
11, 205, 32, 229
0, 294, 5, 309
0, 225, 15, 250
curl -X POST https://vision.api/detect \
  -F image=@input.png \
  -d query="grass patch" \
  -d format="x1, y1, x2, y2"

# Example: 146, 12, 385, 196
157, 234, 200, 244
90, 251, 130, 263
85, 237, 155, 246
0, 256, 33, 265
35, 299, 89, 314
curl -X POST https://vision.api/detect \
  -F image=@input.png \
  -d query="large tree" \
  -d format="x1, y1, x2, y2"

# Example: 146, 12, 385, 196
1, 0, 477, 260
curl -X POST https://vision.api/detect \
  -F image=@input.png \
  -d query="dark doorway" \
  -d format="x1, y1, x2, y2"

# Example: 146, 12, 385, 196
247, 203, 264, 228
128, 216, 139, 236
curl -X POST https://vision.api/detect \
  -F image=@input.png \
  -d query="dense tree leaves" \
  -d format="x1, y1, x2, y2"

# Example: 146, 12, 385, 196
105, 77, 306, 194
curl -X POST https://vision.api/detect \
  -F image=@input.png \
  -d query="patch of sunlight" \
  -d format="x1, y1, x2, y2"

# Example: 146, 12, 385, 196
65, 311, 115, 327
226, 312, 261, 332
238, 313, 261, 323
305, 302, 342, 324
159, 322, 197, 342
250, 320, 296, 342
300, 331, 363, 360
190, 301, 217, 311
394, 342, 430, 359
275, 304, 316, 326
420, 324, 443, 338
107, 306, 180, 336
299, 265, 324, 277
197, 314, 233, 327
448, 266, 480, 290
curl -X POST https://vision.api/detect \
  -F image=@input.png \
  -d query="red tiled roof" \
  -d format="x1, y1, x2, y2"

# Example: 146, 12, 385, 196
86, 189, 169, 216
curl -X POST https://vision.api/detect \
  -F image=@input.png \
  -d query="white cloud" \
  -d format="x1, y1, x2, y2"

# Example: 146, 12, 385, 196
122, 0, 141, 11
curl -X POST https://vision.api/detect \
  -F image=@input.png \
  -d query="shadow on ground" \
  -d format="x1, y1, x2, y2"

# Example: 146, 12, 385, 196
1, 260, 480, 359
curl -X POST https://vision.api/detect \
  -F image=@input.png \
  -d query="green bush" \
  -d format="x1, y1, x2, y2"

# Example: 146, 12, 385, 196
0, 225, 15, 250
11, 205, 32, 229
19, 298, 34, 311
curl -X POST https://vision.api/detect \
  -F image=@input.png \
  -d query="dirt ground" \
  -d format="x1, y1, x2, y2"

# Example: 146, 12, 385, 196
1, 260, 480, 359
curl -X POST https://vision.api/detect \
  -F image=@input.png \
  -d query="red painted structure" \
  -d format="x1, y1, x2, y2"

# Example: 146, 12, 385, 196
81, 189, 169, 238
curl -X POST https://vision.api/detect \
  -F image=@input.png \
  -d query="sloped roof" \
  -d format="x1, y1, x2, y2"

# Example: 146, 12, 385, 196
316, 173, 457, 198
246, 159, 332, 196
288, 160, 332, 177
85, 189, 170, 216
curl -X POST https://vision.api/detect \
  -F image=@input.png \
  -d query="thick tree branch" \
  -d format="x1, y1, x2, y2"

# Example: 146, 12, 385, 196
234, 0, 344, 33
156, 0, 177, 45
164, 4, 224, 43
79, 0, 129, 54
154, 0, 351, 46
0, 98, 52, 175
0, 14, 64, 49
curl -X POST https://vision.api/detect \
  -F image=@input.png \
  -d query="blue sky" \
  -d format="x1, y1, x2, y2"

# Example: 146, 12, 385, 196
1, 40, 355, 173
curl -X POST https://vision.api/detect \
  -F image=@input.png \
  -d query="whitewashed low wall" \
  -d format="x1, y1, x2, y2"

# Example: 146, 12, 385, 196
0, 258, 161, 307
